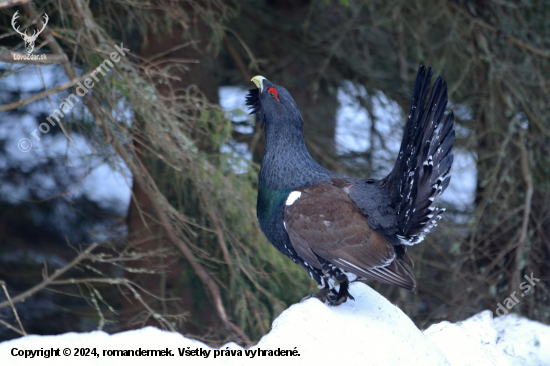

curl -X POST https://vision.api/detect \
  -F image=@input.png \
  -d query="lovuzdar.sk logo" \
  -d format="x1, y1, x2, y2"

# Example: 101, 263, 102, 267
11, 10, 48, 55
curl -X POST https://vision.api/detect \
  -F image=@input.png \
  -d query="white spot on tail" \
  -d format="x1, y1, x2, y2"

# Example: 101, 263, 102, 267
286, 191, 301, 206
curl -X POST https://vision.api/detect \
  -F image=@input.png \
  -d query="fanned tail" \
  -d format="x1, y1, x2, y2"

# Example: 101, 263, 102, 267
382, 66, 455, 245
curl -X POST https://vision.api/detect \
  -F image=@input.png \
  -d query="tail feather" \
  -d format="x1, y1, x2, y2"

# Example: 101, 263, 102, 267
382, 66, 455, 246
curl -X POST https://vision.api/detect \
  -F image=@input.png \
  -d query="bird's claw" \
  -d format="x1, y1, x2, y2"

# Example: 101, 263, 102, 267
302, 285, 355, 306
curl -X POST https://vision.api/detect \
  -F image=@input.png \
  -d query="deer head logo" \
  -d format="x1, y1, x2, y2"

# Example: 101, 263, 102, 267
11, 11, 49, 55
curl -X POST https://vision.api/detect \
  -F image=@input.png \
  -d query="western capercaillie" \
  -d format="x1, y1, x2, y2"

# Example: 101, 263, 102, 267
246, 66, 455, 305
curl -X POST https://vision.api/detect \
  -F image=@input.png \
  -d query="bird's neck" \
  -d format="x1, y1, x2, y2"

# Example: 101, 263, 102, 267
259, 121, 332, 190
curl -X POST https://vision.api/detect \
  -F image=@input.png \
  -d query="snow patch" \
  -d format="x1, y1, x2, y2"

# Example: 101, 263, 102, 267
1, 284, 549, 365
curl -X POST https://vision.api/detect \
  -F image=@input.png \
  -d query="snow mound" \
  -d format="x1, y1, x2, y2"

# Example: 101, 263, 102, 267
1, 282, 549, 366
257, 282, 447, 364
424, 311, 510, 365
424, 310, 550, 365
493, 313, 550, 364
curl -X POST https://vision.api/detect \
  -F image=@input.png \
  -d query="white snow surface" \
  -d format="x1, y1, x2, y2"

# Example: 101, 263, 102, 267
1, 283, 549, 366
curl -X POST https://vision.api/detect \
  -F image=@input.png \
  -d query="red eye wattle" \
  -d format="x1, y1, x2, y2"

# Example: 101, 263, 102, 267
268, 87, 279, 101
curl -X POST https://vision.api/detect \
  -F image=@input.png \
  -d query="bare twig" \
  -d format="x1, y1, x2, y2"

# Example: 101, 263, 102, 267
220, 26, 259, 72
0, 72, 91, 113
31, 0, 254, 343
0, 243, 99, 309
0, 318, 25, 336
26, 0, 250, 340
0, 0, 32, 9
245, 290, 266, 335
0, 281, 27, 336
511, 134, 534, 292
51, 278, 176, 332
305, 137, 352, 176
516, 135, 534, 250
201, 191, 234, 277
447, 0, 550, 60
316, 3, 363, 80
144, 40, 201, 63
95, 102, 250, 342
224, 35, 250, 83
23, 3, 77, 79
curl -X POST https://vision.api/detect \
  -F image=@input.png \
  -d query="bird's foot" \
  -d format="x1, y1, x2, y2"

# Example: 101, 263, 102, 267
301, 282, 355, 306
301, 287, 332, 303
327, 282, 355, 306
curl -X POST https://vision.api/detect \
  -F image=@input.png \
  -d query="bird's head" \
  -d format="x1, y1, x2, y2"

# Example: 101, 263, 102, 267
246, 76, 303, 132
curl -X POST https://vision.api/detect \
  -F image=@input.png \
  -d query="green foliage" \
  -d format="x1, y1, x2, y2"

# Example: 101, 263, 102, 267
321, 0, 350, 6
129, 87, 313, 341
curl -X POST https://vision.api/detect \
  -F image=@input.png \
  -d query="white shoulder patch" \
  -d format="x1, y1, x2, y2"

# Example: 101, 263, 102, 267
286, 191, 301, 206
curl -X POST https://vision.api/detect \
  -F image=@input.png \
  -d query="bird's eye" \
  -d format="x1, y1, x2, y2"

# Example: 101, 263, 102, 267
267, 87, 279, 101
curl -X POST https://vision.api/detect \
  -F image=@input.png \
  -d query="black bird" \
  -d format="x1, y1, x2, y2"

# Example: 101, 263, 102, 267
246, 66, 454, 305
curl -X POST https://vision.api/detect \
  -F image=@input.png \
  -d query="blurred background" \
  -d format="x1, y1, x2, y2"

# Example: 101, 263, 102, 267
0, 0, 548, 346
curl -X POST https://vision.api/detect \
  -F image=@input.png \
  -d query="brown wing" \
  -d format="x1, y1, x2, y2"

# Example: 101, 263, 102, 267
284, 181, 416, 291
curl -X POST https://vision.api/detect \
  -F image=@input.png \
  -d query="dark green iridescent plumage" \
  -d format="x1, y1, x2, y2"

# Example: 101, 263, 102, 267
256, 184, 292, 225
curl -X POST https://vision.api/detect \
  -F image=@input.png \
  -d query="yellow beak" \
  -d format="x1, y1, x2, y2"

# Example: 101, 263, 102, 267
251, 75, 267, 92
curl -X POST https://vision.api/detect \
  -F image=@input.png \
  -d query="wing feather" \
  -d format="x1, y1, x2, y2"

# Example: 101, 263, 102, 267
284, 181, 416, 290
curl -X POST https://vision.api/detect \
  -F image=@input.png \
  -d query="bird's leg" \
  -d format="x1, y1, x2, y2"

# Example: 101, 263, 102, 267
301, 287, 331, 303
301, 281, 355, 306
327, 280, 355, 306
